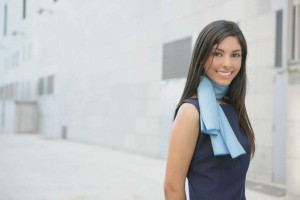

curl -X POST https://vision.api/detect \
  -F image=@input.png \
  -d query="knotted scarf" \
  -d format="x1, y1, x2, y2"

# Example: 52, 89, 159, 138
197, 76, 246, 158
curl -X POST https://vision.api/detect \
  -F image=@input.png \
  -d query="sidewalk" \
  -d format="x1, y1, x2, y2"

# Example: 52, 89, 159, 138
0, 133, 287, 200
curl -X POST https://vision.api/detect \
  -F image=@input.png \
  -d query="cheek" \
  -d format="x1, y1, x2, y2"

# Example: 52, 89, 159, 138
234, 65, 242, 77
203, 59, 211, 71
233, 60, 242, 70
204, 59, 218, 72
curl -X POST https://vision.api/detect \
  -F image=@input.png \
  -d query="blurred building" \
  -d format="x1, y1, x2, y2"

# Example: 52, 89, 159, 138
0, 0, 299, 199
0, 0, 38, 133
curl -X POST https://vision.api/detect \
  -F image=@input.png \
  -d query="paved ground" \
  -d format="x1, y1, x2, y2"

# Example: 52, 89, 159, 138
0, 133, 288, 200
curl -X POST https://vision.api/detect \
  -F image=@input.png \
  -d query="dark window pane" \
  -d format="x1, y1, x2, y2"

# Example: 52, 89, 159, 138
0, 87, 3, 100
47, 75, 54, 94
23, 0, 26, 19
298, 4, 300, 59
292, 5, 296, 60
275, 9, 283, 67
38, 78, 44, 96
162, 37, 192, 80
4, 5, 7, 36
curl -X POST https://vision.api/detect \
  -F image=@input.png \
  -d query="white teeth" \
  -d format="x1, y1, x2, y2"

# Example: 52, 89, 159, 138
217, 71, 231, 77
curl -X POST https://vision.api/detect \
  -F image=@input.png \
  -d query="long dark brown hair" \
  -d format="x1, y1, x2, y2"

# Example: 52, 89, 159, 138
175, 20, 255, 157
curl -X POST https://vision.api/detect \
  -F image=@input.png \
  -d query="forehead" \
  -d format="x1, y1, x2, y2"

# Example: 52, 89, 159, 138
213, 36, 242, 51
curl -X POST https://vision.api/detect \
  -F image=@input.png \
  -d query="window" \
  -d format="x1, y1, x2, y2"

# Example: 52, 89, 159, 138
22, 46, 26, 62
11, 54, 14, 68
21, 82, 25, 99
2, 86, 6, 100
11, 53, 16, 68
27, 43, 32, 61
4, 58, 9, 70
0, 87, 3, 100
16, 51, 19, 67
38, 76, 55, 96
26, 82, 30, 99
3, 5, 7, 36
23, 0, 26, 19
38, 78, 44, 96
11, 84, 14, 100
12, 53, 18, 68
162, 37, 192, 80
291, 2, 300, 61
275, 9, 283, 67
47, 75, 54, 94
6, 84, 14, 100
14, 83, 18, 100
0, 58, 2, 77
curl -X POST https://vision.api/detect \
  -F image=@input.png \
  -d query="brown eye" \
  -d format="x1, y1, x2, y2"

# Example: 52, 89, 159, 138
232, 53, 241, 58
213, 52, 222, 57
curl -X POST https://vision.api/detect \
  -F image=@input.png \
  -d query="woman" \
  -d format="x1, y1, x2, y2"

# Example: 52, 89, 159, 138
164, 20, 255, 200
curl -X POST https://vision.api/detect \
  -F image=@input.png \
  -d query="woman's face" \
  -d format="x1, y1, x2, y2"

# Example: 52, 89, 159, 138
204, 36, 242, 86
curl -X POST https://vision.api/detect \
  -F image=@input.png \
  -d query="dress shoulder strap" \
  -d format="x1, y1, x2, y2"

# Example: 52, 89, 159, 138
174, 98, 200, 119
182, 98, 200, 114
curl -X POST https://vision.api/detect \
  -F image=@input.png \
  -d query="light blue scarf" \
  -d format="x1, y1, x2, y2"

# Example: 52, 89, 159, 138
197, 76, 246, 158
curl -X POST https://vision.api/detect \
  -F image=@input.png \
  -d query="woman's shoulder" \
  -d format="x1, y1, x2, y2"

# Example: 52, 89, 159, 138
175, 103, 199, 124
181, 95, 199, 113
176, 96, 200, 119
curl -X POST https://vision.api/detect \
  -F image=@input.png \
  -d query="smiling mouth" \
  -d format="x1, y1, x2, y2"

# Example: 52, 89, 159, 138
216, 71, 232, 77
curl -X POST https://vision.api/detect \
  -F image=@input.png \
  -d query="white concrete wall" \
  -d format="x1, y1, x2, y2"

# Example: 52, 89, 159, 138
287, 83, 300, 199
242, 11, 277, 183
1, 101, 15, 133
33, 0, 163, 156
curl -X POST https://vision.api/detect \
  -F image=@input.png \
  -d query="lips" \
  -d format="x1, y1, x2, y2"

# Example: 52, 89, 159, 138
216, 71, 232, 77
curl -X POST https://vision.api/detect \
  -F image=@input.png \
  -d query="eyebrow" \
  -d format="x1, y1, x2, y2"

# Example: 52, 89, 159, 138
213, 48, 242, 52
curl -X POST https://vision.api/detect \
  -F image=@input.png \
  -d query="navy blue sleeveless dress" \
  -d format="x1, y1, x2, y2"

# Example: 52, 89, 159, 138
180, 98, 250, 200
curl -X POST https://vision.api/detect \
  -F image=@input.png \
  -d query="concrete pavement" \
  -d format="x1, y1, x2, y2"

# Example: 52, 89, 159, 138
0, 133, 287, 200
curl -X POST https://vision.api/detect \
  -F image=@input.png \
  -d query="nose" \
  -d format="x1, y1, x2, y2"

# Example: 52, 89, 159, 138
222, 56, 232, 69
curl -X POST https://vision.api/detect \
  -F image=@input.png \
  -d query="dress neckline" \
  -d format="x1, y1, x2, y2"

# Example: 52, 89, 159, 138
189, 97, 230, 106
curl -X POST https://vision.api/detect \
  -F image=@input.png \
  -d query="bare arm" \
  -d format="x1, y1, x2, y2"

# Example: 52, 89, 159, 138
164, 103, 199, 200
